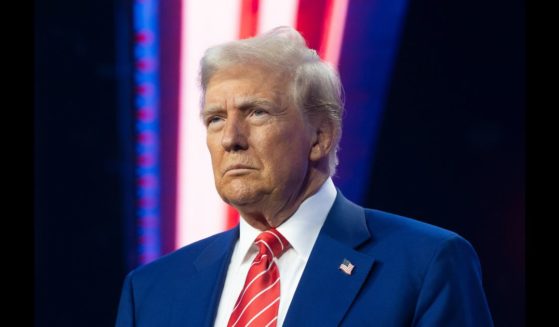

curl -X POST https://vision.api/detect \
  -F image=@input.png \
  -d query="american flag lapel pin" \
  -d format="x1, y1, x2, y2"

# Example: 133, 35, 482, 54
339, 259, 355, 275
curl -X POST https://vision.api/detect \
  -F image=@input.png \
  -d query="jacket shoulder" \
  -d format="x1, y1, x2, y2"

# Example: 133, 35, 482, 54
365, 208, 459, 240
127, 229, 235, 283
361, 208, 477, 262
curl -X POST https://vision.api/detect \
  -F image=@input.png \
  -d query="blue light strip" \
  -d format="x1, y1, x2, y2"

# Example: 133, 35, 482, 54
335, 0, 409, 202
134, 0, 161, 264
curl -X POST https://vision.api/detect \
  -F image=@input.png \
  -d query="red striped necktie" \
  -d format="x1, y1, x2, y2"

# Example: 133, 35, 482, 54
227, 228, 290, 327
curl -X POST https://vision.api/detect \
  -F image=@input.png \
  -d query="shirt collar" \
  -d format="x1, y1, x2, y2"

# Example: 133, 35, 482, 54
238, 178, 337, 263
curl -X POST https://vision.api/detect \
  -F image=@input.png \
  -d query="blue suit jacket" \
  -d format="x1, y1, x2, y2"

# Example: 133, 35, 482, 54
116, 192, 494, 326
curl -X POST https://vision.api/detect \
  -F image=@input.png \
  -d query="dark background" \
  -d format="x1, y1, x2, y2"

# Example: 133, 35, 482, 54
35, 0, 524, 325
366, 0, 525, 326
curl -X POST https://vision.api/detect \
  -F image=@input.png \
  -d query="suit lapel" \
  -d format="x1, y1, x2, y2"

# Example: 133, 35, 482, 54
170, 227, 239, 327
283, 191, 375, 326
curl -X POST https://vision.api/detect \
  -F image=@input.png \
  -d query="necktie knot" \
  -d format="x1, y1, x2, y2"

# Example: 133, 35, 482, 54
254, 228, 290, 258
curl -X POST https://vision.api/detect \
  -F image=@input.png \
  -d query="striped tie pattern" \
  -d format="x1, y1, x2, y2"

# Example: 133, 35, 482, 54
227, 228, 290, 327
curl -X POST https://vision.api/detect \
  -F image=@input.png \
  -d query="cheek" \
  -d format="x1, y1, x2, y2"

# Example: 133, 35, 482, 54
261, 130, 310, 172
207, 137, 223, 169
207, 131, 221, 151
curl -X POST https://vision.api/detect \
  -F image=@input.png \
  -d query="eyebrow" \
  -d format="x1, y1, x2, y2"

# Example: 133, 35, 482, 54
201, 105, 224, 118
201, 97, 277, 119
236, 97, 276, 111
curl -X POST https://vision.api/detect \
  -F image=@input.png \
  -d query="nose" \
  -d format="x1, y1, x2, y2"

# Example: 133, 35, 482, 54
221, 114, 248, 152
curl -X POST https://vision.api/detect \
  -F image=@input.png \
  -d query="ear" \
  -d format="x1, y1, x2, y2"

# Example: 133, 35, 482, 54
309, 118, 335, 162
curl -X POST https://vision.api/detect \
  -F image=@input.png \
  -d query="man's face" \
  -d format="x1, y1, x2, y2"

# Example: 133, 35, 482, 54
203, 65, 314, 213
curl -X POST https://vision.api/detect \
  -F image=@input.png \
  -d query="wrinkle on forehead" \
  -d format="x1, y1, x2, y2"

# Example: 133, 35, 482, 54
202, 66, 293, 115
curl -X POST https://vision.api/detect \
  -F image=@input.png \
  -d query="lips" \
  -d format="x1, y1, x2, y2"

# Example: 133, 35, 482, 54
223, 164, 255, 175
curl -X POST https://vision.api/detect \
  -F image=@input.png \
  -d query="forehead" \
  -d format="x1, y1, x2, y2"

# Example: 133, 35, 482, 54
204, 65, 290, 105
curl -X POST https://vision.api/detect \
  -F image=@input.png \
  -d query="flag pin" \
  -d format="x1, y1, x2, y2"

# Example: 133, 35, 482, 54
339, 259, 355, 275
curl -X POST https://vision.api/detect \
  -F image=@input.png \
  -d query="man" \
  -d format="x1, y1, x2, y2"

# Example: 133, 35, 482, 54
116, 26, 493, 326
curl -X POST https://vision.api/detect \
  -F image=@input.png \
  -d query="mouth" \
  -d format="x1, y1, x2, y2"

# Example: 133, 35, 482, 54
223, 164, 256, 176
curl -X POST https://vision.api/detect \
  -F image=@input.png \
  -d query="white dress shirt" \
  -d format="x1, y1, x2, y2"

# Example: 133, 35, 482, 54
213, 178, 337, 327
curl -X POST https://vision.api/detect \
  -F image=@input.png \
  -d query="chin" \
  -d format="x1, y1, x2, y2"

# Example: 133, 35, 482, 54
225, 194, 260, 208
219, 187, 261, 207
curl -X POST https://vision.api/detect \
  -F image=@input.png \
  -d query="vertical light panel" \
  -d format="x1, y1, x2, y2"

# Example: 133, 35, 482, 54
177, 0, 241, 248
239, 0, 260, 38
321, 0, 350, 67
258, 0, 299, 34
134, 0, 161, 264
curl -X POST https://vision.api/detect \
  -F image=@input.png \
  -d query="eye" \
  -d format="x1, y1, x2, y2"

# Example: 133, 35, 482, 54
251, 109, 267, 117
206, 116, 224, 126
